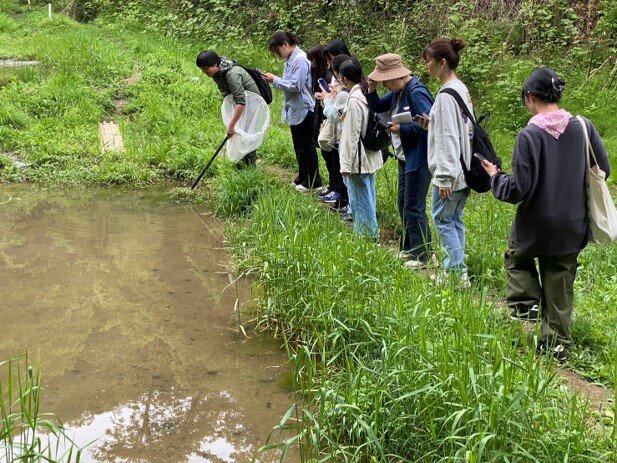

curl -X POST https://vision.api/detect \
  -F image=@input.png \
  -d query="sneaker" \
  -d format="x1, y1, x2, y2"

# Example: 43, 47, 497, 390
397, 250, 414, 261
318, 187, 332, 199
292, 176, 301, 186
295, 184, 310, 193
328, 200, 348, 212
322, 191, 341, 204
536, 341, 568, 363
510, 304, 539, 322
460, 272, 471, 288
405, 254, 439, 269
430, 270, 470, 288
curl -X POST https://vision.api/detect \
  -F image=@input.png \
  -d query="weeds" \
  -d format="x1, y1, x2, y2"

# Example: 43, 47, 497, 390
0, 354, 81, 463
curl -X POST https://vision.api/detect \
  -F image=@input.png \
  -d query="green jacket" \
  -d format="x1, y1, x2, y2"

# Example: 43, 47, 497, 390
212, 58, 259, 106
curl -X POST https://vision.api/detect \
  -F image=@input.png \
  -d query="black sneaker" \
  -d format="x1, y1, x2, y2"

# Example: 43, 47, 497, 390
510, 304, 539, 322
536, 341, 568, 364
318, 187, 332, 199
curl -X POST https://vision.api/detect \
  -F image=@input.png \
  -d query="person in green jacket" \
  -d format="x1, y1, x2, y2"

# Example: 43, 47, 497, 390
196, 50, 260, 167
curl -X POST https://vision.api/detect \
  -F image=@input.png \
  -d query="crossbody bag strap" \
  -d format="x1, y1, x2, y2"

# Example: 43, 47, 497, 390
439, 88, 477, 125
576, 115, 597, 169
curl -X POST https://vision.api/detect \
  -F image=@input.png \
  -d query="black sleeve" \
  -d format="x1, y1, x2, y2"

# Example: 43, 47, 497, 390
491, 132, 533, 204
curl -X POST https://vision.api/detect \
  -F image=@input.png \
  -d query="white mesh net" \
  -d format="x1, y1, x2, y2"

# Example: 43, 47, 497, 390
221, 91, 270, 163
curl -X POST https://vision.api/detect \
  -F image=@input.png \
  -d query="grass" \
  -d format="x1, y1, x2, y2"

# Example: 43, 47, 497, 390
230, 187, 616, 461
0, 354, 81, 462
1, 2, 616, 461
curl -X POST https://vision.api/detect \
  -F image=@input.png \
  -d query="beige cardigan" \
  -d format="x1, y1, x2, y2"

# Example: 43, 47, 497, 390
339, 85, 384, 175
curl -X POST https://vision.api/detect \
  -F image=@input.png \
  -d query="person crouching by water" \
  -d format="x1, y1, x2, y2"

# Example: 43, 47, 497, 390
196, 50, 260, 168
338, 58, 384, 239
481, 68, 610, 363
261, 32, 323, 191
366, 53, 435, 269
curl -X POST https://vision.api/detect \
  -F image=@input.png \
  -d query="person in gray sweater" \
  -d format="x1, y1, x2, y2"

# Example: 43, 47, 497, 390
482, 67, 610, 363
422, 38, 473, 286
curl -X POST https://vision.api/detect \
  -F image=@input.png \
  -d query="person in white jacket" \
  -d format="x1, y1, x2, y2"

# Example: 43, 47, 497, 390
422, 38, 473, 286
338, 58, 384, 238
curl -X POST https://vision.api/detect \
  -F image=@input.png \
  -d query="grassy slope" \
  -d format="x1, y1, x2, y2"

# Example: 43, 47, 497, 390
1, 3, 616, 460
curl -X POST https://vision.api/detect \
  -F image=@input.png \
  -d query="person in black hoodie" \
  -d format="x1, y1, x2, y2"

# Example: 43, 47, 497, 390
482, 67, 610, 363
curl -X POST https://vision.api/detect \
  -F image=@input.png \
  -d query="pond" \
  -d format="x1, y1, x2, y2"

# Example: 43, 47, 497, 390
0, 186, 298, 463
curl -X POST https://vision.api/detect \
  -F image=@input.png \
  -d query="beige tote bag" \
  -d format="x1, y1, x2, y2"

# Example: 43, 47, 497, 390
577, 116, 617, 244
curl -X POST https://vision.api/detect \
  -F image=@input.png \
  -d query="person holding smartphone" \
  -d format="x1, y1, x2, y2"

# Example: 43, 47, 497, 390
481, 68, 610, 363
316, 54, 352, 211
338, 58, 384, 238
366, 53, 435, 269
422, 38, 474, 287
261, 32, 322, 191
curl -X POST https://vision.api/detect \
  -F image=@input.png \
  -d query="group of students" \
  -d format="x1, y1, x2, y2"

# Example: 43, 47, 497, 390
258, 33, 479, 283
196, 34, 611, 363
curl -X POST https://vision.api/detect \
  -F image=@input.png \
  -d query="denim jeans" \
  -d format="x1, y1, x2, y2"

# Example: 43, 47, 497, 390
398, 161, 432, 261
432, 186, 470, 273
346, 173, 377, 238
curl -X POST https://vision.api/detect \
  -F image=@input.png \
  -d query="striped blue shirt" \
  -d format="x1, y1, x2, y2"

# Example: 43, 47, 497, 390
272, 46, 314, 126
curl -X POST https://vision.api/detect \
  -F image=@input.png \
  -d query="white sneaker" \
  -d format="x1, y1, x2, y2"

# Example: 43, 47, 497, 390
405, 259, 429, 270
430, 270, 471, 288
405, 254, 438, 270
295, 184, 310, 193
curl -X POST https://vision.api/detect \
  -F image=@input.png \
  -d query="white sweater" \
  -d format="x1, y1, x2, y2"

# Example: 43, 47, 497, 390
427, 79, 473, 191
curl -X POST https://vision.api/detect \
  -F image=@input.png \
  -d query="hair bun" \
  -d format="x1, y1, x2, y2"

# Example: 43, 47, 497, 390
451, 38, 466, 52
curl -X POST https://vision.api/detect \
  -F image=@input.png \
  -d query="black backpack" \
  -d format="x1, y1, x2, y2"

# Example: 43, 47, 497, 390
358, 100, 391, 152
235, 63, 273, 105
440, 88, 501, 193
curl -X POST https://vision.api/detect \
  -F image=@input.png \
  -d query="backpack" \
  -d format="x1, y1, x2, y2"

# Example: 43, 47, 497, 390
358, 100, 391, 152
235, 63, 273, 105
349, 95, 391, 173
439, 88, 501, 193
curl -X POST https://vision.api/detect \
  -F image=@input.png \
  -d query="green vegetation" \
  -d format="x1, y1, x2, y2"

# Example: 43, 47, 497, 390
1, 0, 617, 460
0, 354, 80, 462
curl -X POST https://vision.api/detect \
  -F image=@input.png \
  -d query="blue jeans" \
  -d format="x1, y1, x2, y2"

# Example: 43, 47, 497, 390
432, 186, 470, 273
398, 161, 432, 261
346, 173, 377, 238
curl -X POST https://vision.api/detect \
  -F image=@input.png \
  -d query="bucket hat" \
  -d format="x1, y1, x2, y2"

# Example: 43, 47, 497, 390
368, 53, 411, 81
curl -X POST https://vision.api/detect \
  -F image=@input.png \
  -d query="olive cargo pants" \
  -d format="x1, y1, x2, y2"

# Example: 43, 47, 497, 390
504, 244, 580, 347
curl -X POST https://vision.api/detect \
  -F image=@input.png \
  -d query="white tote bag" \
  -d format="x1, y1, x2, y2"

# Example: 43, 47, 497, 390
577, 116, 617, 244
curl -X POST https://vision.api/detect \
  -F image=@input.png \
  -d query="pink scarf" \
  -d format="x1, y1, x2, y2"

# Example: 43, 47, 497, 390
528, 109, 573, 139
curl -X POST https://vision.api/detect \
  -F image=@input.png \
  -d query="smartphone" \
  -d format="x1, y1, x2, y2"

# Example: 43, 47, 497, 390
413, 114, 428, 123
317, 78, 331, 93
473, 152, 486, 162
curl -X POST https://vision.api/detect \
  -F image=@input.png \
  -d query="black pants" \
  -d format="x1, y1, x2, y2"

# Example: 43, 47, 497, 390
235, 150, 257, 169
290, 112, 322, 188
398, 160, 432, 260
321, 147, 347, 202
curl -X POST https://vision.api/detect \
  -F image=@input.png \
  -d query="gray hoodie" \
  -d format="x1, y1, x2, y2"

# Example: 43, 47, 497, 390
427, 79, 473, 191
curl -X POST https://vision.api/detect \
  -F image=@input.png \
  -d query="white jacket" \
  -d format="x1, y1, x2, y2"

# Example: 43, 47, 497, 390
339, 85, 384, 175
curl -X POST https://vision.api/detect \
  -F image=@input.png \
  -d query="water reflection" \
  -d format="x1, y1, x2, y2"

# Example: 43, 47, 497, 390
0, 187, 297, 463
65, 390, 264, 463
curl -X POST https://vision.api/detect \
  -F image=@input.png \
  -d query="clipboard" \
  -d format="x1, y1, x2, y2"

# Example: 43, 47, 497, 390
391, 111, 413, 124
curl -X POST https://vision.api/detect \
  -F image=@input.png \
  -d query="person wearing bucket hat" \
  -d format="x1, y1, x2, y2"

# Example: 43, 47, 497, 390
366, 53, 435, 269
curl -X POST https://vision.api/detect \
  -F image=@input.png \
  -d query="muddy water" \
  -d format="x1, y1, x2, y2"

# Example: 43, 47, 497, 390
0, 186, 298, 463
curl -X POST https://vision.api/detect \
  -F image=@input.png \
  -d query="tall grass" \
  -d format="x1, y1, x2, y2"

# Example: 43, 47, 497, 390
0, 354, 81, 463
228, 188, 615, 462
